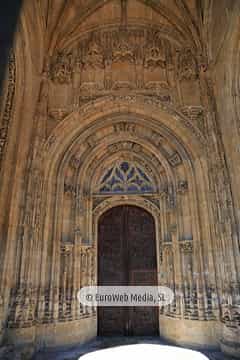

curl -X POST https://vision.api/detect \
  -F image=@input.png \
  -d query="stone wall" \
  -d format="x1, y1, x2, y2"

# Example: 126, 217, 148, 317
0, 1, 239, 358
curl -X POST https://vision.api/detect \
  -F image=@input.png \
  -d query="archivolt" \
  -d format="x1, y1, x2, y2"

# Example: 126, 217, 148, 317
42, 95, 206, 181
38, 97, 208, 247
37, 95, 210, 264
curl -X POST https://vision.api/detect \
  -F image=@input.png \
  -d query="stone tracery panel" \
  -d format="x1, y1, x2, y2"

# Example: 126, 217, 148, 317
95, 160, 156, 194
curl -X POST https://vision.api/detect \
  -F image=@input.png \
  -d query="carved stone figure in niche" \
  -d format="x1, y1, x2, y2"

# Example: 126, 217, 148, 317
177, 180, 188, 194
178, 48, 198, 81
84, 42, 104, 69
70, 155, 82, 170
180, 241, 193, 253
80, 41, 105, 91
50, 52, 72, 84
144, 47, 166, 69
64, 180, 77, 197
112, 34, 136, 89
143, 38, 171, 90
46, 27, 178, 106
113, 37, 134, 63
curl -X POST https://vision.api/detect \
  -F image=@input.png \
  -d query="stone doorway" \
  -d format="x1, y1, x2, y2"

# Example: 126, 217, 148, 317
97, 205, 159, 336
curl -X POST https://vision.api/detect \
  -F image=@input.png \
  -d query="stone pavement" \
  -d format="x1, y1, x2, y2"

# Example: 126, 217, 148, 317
33, 337, 237, 360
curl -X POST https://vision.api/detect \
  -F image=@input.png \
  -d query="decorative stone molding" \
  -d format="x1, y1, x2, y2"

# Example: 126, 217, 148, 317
64, 181, 78, 197
61, 243, 74, 254
49, 108, 70, 122
177, 180, 188, 194
168, 152, 182, 167
180, 106, 205, 134
50, 52, 72, 84
179, 241, 193, 253
93, 195, 161, 219
0, 50, 16, 170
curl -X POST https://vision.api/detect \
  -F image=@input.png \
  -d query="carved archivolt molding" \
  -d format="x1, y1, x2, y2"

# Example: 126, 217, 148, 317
93, 195, 161, 220
43, 95, 206, 170
73, 124, 174, 194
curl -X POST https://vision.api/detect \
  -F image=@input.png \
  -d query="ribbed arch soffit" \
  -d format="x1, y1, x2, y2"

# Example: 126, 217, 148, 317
26, 0, 204, 57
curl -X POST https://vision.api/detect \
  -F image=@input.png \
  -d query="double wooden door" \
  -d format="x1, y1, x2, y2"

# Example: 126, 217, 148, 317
98, 205, 158, 336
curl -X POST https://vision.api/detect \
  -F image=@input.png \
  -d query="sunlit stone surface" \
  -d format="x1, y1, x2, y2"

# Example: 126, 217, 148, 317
80, 344, 209, 360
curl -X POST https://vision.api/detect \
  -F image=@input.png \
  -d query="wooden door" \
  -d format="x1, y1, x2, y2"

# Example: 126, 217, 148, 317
98, 205, 158, 336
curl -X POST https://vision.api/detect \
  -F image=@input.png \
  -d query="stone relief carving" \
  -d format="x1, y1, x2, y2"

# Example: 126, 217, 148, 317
70, 94, 205, 145
177, 48, 199, 81
112, 36, 134, 63
144, 46, 166, 69
84, 41, 104, 69
50, 52, 72, 84
177, 180, 188, 194
47, 26, 196, 114
180, 241, 193, 253
64, 180, 79, 197
181, 106, 205, 134
168, 152, 182, 167
70, 155, 82, 170
49, 108, 70, 122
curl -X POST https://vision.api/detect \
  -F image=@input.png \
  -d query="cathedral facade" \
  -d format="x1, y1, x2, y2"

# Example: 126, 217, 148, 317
0, 0, 240, 358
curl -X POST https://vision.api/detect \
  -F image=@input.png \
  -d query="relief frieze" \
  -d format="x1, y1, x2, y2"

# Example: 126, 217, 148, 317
48, 27, 179, 104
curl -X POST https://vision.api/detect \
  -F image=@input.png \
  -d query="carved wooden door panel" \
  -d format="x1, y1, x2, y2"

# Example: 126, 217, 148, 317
126, 206, 158, 336
98, 206, 126, 335
98, 205, 158, 336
